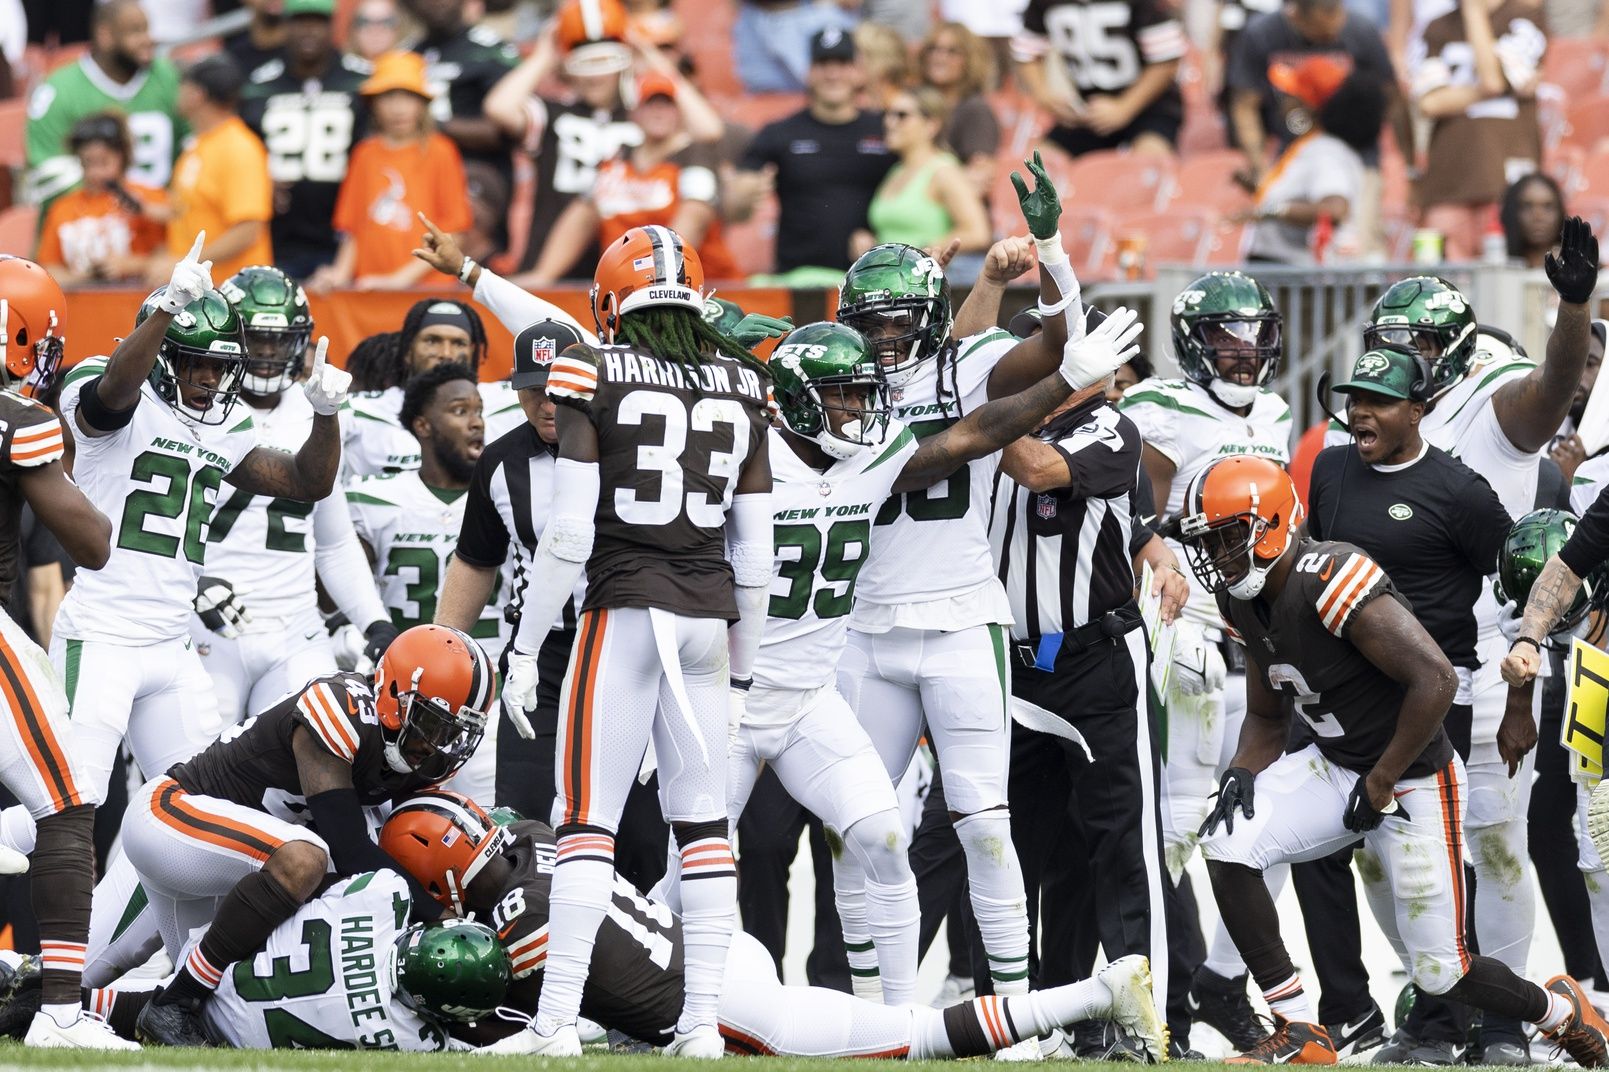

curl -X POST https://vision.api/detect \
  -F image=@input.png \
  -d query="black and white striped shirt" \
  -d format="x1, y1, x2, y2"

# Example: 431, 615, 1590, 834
989, 401, 1144, 640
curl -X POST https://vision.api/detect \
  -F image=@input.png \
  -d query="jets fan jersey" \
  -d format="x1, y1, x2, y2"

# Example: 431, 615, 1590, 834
347, 471, 503, 658
755, 422, 918, 698
54, 359, 258, 644
342, 383, 524, 479
202, 870, 453, 1051
851, 329, 1016, 631
1570, 452, 1609, 515
0, 390, 67, 606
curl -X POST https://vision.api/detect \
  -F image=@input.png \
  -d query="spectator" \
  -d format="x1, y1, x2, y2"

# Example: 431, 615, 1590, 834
625, 0, 682, 43
349, 0, 404, 62
855, 22, 913, 109
24, 0, 184, 205
1244, 70, 1385, 264
35, 112, 166, 285
731, 29, 895, 282
239, 0, 371, 278
311, 51, 472, 291
918, 21, 1001, 200
1204, 0, 1283, 149
520, 73, 740, 284
1014, 0, 1187, 158
851, 87, 992, 267
1228, 0, 1403, 184
1414, 0, 1547, 260
732, 0, 859, 94
224, 0, 289, 76
462, 160, 512, 271
939, 0, 1028, 74
1501, 171, 1566, 268
156, 54, 273, 283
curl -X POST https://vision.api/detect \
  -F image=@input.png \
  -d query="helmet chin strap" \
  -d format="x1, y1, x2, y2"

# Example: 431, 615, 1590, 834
815, 420, 866, 461
446, 869, 466, 918
1228, 560, 1271, 599
1210, 377, 1260, 409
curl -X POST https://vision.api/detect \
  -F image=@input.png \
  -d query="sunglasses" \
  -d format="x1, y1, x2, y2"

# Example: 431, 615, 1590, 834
354, 14, 399, 26
885, 109, 921, 121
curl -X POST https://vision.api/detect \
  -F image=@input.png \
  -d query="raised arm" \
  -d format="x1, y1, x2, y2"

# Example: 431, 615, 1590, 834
950, 237, 1035, 339
985, 154, 1077, 399
483, 32, 559, 141
226, 337, 349, 500
412, 212, 590, 337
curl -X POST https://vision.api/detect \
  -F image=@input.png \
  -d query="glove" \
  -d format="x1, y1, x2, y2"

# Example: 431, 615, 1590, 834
1342, 776, 1407, 833
1173, 621, 1227, 698
363, 619, 400, 667
730, 313, 794, 349
159, 232, 213, 314
330, 622, 366, 671
1546, 215, 1600, 305
502, 651, 539, 739
194, 575, 251, 639
1496, 599, 1524, 645
1009, 150, 1062, 240
1198, 766, 1255, 838
300, 336, 350, 416
1060, 305, 1143, 389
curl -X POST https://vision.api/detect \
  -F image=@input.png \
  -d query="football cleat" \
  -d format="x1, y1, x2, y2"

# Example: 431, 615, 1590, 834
1373, 1027, 1421, 1063
24, 1009, 139, 1050
1479, 1037, 1531, 1065
1323, 1004, 1385, 1059
1187, 966, 1265, 1051
1400, 1038, 1463, 1065
0, 955, 41, 1039
1226, 1015, 1337, 1065
133, 993, 212, 1047
476, 1022, 583, 1056
993, 1035, 1043, 1062
1097, 954, 1168, 1064
1542, 975, 1609, 1068
666, 1025, 724, 1058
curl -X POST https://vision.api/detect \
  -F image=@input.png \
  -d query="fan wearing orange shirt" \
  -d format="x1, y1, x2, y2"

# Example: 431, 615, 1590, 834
36, 113, 167, 286
310, 52, 473, 292
520, 72, 740, 285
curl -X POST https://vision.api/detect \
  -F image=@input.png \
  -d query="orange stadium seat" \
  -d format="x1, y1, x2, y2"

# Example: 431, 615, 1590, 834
1064, 151, 1175, 215
1177, 108, 1230, 156
0, 99, 26, 170
1542, 37, 1609, 98
1114, 209, 1218, 275
0, 205, 39, 256
1577, 146, 1609, 199
1204, 220, 1250, 264
1561, 95, 1609, 151
1171, 150, 1252, 214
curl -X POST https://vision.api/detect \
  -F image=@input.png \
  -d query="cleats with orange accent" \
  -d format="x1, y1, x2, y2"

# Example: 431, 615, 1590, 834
1543, 975, 1609, 1068
1225, 1016, 1337, 1065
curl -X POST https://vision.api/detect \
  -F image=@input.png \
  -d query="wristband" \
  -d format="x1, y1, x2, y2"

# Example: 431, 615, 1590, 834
1033, 233, 1069, 266
458, 256, 478, 285
1510, 636, 1541, 653
730, 677, 753, 692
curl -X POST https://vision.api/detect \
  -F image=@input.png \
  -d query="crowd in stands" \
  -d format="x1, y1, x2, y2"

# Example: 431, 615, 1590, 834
5, 0, 1609, 281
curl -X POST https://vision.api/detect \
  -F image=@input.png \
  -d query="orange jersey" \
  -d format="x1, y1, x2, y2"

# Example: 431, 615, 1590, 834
591, 149, 740, 281
168, 116, 274, 279
333, 133, 473, 280
36, 183, 166, 275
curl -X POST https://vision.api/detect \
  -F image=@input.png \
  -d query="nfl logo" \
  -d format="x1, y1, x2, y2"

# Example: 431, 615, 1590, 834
1036, 495, 1057, 519
531, 336, 557, 369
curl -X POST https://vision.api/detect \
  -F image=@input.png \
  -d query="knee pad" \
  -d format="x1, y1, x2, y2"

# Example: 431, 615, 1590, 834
844, 810, 911, 883
1414, 957, 1465, 996
1466, 822, 1529, 895
953, 809, 1015, 864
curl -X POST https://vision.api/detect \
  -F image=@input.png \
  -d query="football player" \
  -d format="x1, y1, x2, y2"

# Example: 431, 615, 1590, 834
196, 265, 395, 724
380, 790, 1167, 1060
831, 157, 1087, 1038
495, 225, 774, 1057
1181, 455, 1609, 1067
121, 624, 493, 1046
0, 258, 133, 1049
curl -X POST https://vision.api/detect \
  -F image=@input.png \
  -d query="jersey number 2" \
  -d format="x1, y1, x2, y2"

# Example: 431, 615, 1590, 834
614, 394, 750, 527
1266, 662, 1345, 738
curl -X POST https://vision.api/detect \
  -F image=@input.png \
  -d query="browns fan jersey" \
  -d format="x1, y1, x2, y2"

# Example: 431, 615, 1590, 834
489, 821, 685, 1044
170, 671, 437, 813
547, 343, 770, 620
0, 390, 65, 606
1018, 0, 1186, 120
1215, 539, 1454, 778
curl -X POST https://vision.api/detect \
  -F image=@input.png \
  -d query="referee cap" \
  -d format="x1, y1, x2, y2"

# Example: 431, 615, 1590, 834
513, 319, 584, 389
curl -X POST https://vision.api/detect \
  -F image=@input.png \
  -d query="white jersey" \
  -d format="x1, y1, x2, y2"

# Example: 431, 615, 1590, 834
850, 329, 1016, 632
1570, 452, 1609, 515
202, 870, 454, 1052
1118, 377, 1291, 630
347, 471, 503, 657
342, 382, 524, 480
54, 358, 258, 645
754, 422, 919, 698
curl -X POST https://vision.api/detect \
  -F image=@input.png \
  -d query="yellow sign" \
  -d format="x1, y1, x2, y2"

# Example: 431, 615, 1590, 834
1564, 638, 1609, 783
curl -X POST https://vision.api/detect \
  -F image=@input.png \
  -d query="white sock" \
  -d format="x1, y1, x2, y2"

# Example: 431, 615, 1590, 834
534, 831, 616, 1034
955, 810, 1030, 996
909, 983, 1109, 1059
865, 876, 919, 1006
1263, 973, 1315, 1024
1537, 991, 1572, 1033
676, 831, 737, 1035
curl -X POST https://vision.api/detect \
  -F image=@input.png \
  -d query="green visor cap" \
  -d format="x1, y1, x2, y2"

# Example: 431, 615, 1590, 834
1332, 347, 1421, 401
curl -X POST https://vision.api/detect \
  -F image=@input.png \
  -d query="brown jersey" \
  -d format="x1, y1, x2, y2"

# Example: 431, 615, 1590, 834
0, 390, 66, 606
547, 342, 769, 620
1215, 539, 1454, 779
490, 821, 686, 1043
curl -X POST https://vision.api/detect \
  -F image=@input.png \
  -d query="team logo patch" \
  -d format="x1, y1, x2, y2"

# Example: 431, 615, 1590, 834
1389, 503, 1414, 521
531, 336, 557, 369
1037, 494, 1058, 519
1355, 353, 1391, 376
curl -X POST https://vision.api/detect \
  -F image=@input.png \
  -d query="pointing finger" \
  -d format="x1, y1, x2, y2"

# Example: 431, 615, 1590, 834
188, 232, 206, 260
312, 336, 329, 370
417, 211, 442, 237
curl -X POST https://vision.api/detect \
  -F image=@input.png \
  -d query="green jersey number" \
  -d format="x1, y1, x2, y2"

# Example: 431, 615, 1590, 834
232, 917, 347, 1048
208, 487, 316, 552
118, 451, 224, 564
384, 546, 502, 635
770, 519, 871, 621
875, 418, 967, 525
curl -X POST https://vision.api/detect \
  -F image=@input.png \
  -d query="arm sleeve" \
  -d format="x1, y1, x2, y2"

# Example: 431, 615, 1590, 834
1135, 0, 1189, 64
313, 494, 390, 630
510, 457, 597, 655
453, 456, 512, 569
305, 788, 443, 921
472, 267, 590, 338
725, 490, 774, 682
1455, 472, 1513, 576
1560, 488, 1609, 577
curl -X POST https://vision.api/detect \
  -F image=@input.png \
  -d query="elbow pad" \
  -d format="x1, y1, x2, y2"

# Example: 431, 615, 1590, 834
546, 458, 599, 564
726, 492, 774, 588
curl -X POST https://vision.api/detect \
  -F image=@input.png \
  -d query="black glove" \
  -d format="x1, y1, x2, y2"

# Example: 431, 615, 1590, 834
1546, 215, 1600, 305
1342, 777, 1409, 833
1198, 766, 1255, 838
363, 620, 400, 665
194, 576, 251, 639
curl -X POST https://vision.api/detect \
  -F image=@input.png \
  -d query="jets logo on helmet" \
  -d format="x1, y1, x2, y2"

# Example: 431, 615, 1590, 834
837, 243, 954, 387
770, 322, 890, 460
1364, 276, 1478, 397
221, 266, 313, 397
135, 286, 250, 425
1169, 270, 1282, 409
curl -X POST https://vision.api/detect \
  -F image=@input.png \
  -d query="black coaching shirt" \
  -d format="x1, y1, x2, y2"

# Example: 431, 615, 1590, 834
988, 398, 1143, 640
1307, 442, 1511, 671
1561, 479, 1609, 577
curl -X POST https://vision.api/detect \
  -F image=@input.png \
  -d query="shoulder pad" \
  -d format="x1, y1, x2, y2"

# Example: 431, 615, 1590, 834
955, 328, 1014, 362
546, 346, 600, 403
294, 676, 376, 763
1309, 549, 1387, 637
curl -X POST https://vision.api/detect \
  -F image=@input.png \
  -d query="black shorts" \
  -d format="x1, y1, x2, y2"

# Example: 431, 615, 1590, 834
1047, 105, 1181, 158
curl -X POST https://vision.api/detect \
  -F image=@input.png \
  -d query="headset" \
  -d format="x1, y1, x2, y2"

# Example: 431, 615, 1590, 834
1317, 341, 1436, 537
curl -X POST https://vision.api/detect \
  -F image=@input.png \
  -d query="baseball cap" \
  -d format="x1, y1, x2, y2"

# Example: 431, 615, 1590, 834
810, 27, 856, 64
513, 319, 585, 389
636, 72, 677, 104
360, 51, 431, 99
1332, 346, 1423, 402
283, 0, 335, 16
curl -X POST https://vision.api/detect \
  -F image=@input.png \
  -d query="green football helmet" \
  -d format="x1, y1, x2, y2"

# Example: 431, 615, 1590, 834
391, 918, 511, 1025
1363, 277, 1478, 397
1170, 271, 1282, 409
219, 265, 313, 397
135, 287, 248, 425
770, 322, 891, 460
836, 243, 952, 387
1495, 508, 1608, 634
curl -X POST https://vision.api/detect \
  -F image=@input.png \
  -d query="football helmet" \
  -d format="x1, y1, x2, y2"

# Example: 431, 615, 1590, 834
373, 625, 496, 784
135, 287, 248, 425
770, 322, 890, 460
1170, 271, 1282, 409
836, 243, 952, 388
1495, 508, 1608, 634
1363, 277, 1478, 397
0, 256, 66, 391
555, 0, 632, 77
591, 225, 705, 343
1178, 454, 1304, 599
391, 918, 511, 1025
379, 789, 513, 912
219, 265, 312, 396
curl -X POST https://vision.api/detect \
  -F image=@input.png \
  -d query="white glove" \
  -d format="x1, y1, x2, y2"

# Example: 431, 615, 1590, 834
330, 621, 366, 671
502, 652, 539, 738
1172, 620, 1226, 697
300, 336, 350, 416
1496, 599, 1525, 645
728, 683, 750, 741
194, 575, 251, 639
1060, 305, 1143, 390
160, 232, 213, 314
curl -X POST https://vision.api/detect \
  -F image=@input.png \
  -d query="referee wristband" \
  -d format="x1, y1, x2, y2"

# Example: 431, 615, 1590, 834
458, 257, 478, 285
1509, 636, 1541, 653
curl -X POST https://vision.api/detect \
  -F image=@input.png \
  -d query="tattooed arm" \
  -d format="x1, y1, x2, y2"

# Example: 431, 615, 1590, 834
225, 413, 340, 500
1500, 554, 1583, 685
891, 372, 1081, 494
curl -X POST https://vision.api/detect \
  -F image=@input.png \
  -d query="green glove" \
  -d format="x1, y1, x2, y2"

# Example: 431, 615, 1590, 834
1009, 151, 1062, 241
731, 313, 794, 348
702, 296, 747, 335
